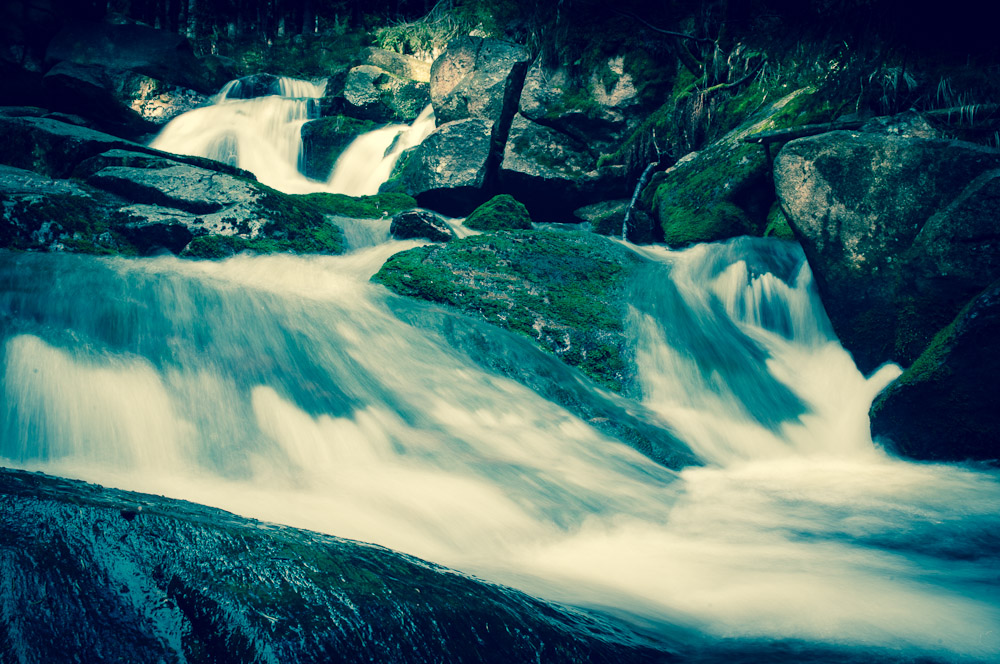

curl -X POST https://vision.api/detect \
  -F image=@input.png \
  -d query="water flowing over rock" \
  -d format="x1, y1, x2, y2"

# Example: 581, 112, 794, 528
870, 279, 1000, 463
774, 129, 1000, 373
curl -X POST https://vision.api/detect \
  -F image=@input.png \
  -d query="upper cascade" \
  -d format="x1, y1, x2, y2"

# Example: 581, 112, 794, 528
150, 76, 433, 197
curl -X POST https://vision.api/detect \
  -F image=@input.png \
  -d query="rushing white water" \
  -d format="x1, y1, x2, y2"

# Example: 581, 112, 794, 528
149, 76, 436, 197
1, 238, 998, 662
326, 104, 436, 196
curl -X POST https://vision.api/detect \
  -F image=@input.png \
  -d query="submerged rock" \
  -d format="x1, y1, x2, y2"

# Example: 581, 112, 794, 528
774, 130, 1000, 372
871, 280, 1000, 463
0, 467, 669, 663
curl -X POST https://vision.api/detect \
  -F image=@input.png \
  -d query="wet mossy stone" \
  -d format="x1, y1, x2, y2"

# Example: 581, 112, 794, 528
648, 88, 820, 249
389, 209, 454, 242
0, 467, 672, 663
373, 230, 643, 392
300, 115, 382, 180
296, 192, 417, 219
763, 202, 794, 240
574, 200, 628, 236
464, 194, 532, 231
871, 279, 1000, 463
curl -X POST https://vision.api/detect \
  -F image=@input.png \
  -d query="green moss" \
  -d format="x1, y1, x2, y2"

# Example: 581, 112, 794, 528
763, 202, 795, 240
0, 192, 136, 255
295, 192, 417, 219
464, 194, 532, 231
661, 201, 751, 247
372, 230, 642, 391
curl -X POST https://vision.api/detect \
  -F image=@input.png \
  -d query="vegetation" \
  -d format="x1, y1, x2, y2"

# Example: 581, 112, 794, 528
463, 194, 532, 231
296, 191, 417, 218
373, 229, 643, 391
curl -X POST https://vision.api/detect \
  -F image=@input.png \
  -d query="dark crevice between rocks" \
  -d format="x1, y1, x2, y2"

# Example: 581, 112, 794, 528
483, 55, 532, 199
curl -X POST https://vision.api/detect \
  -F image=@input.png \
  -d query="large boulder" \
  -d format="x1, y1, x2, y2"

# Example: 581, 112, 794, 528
380, 118, 493, 215
45, 20, 220, 93
644, 88, 817, 248
464, 194, 532, 231
498, 113, 625, 222
338, 64, 430, 122
870, 280, 1000, 463
0, 467, 670, 663
518, 56, 642, 153
774, 131, 1000, 372
42, 61, 205, 138
359, 46, 431, 83
429, 37, 530, 127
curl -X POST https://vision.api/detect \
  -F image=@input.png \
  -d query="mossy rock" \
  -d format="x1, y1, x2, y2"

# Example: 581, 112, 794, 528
301, 115, 382, 181
870, 279, 1000, 463
294, 192, 417, 219
464, 194, 532, 231
372, 230, 644, 392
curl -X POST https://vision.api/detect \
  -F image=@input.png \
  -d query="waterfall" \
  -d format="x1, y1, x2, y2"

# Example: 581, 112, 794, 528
149, 76, 435, 197
2, 239, 998, 662
326, 104, 436, 196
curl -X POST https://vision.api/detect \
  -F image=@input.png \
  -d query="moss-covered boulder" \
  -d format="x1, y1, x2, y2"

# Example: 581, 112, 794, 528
296, 191, 417, 219
647, 88, 821, 248
359, 46, 432, 83
336, 64, 430, 123
372, 230, 643, 393
0, 164, 143, 254
870, 280, 1000, 463
464, 194, 532, 231
300, 115, 382, 181
774, 131, 1000, 372
0, 467, 670, 663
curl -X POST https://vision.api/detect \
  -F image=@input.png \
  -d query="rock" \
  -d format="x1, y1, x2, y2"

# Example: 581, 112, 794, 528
498, 113, 624, 221
429, 37, 530, 127
381, 118, 493, 216
0, 467, 670, 663
372, 230, 642, 394
774, 131, 1000, 372
574, 200, 628, 236
45, 20, 218, 93
646, 88, 816, 248
42, 60, 189, 138
870, 280, 1000, 463
464, 194, 532, 231
301, 115, 381, 180
518, 56, 641, 152
360, 46, 432, 83
0, 115, 134, 178
338, 64, 430, 122
0, 163, 133, 254
219, 73, 283, 99
389, 208, 454, 242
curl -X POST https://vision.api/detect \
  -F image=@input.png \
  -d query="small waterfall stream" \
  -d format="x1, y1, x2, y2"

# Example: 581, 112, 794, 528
150, 76, 435, 196
1, 239, 997, 662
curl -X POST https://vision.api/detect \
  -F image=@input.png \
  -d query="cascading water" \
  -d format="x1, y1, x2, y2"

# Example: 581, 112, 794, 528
1, 235, 998, 662
149, 76, 436, 197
